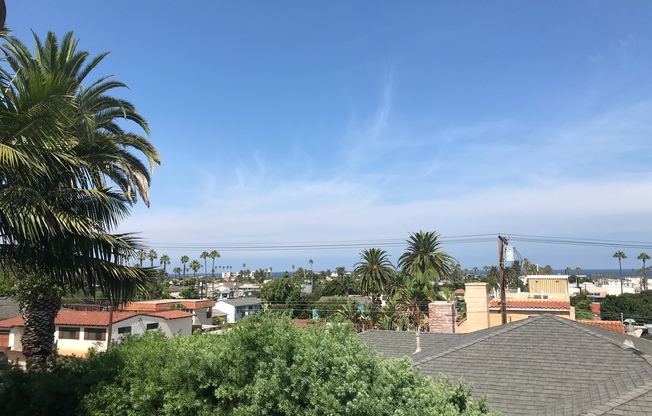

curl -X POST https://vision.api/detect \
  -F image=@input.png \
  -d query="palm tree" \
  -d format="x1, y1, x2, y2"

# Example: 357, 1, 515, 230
159, 254, 170, 273
564, 267, 571, 276
172, 267, 181, 279
200, 251, 209, 297
575, 267, 582, 289
638, 253, 650, 291
189, 260, 202, 296
209, 250, 220, 278
189, 260, 202, 277
147, 250, 158, 268
136, 250, 147, 267
397, 231, 455, 282
0, 32, 157, 368
613, 251, 627, 294
353, 248, 395, 297
180, 255, 189, 279
309, 259, 314, 286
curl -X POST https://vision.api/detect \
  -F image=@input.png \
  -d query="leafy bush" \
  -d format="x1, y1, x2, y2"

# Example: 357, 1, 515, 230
1, 314, 497, 416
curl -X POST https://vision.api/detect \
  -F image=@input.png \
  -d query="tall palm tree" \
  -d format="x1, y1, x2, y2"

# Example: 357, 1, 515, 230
575, 267, 582, 289
136, 250, 147, 267
180, 255, 189, 279
309, 259, 314, 286
613, 251, 627, 294
200, 251, 209, 297
209, 250, 220, 278
0, 32, 157, 368
353, 248, 395, 297
397, 231, 455, 281
638, 253, 650, 291
159, 254, 170, 273
147, 249, 158, 268
172, 267, 181, 279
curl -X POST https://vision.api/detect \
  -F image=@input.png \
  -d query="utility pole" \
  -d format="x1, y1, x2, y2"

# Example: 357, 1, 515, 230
498, 235, 509, 325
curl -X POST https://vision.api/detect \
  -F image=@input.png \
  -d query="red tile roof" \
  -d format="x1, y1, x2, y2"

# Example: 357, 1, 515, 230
122, 299, 214, 312
145, 310, 193, 320
0, 316, 23, 328
577, 320, 625, 334
489, 299, 571, 310
0, 309, 193, 328
590, 303, 601, 315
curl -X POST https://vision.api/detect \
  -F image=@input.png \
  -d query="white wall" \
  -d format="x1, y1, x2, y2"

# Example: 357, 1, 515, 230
214, 302, 236, 323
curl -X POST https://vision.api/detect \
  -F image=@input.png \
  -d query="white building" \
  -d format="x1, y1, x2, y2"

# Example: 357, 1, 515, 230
214, 298, 263, 324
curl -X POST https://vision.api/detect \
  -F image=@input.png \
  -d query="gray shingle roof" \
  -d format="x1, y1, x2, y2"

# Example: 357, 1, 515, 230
0, 298, 19, 320
218, 297, 262, 307
361, 315, 652, 416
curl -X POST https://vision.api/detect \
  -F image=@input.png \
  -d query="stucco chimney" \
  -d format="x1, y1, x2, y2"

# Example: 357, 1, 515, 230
428, 301, 456, 333
465, 282, 490, 331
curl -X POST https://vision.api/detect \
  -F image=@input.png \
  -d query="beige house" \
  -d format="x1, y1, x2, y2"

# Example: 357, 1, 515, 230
0, 309, 193, 360
456, 282, 574, 333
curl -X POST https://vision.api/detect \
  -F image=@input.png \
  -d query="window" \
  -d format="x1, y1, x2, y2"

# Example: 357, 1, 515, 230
146, 323, 159, 330
206, 309, 212, 319
84, 328, 107, 341
117, 326, 131, 335
59, 327, 80, 340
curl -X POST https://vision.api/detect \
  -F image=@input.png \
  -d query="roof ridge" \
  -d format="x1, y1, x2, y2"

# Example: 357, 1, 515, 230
580, 375, 652, 415
413, 315, 547, 366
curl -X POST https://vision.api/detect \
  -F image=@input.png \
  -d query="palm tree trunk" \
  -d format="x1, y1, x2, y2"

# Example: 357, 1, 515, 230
20, 296, 61, 370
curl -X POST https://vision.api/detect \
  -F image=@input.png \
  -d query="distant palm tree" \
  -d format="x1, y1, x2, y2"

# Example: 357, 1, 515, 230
353, 248, 395, 297
564, 267, 571, 276
309, 259, 314, 286
200, 251, 209, 297
137, 250, 147, 267
159, 255, 171, 273
181, 255, 189, 279
147, 250, 158, 268
638, 253, 650, 291
189, 260, 202, 278
209, 250, 220, 278
336, 267, 346, 279
613, 251, 627, 294
575, 267, 582, 289
172, 267, 181, 279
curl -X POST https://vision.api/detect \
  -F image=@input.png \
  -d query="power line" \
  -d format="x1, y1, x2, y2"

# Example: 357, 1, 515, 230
145, 233, 652, 252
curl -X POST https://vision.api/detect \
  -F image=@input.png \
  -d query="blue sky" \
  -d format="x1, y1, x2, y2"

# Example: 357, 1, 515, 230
10, 1, 652, 273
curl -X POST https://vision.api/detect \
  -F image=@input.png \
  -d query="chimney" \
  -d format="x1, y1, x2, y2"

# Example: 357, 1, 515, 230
428, 301, 456, 333
465, 282, 490, 331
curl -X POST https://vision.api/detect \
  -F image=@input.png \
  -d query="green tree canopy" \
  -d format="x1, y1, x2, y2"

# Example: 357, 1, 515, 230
353, 248, 395, 296
397, 231, 455, 280
0, 314, 498, 415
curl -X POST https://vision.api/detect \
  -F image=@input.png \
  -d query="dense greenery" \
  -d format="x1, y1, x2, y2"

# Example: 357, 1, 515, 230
0, 314, 497, 416
600, 291, 652, 323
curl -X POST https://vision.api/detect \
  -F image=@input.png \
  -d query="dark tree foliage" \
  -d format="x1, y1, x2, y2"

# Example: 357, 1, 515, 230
600, 291, 652, 323
0, 314, 498, 416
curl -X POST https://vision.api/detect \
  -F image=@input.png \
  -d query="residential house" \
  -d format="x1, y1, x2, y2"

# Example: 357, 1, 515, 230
214, 298, 262, 324
213, 283, 237, 300
122, 299, 215, 328
362, 308, 651, 416
459, 282, 574, 333
0, 309, 193, 359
